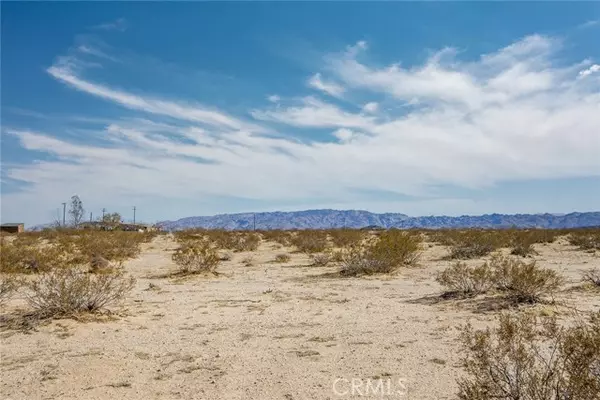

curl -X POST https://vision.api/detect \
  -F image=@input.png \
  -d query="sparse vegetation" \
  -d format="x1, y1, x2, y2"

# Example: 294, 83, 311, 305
290, 230, 328, 253
25, 268, 135, 318
327, 229, 365, 248
448, 232, 499, 259
0, 274, 21, 305
259, 230, 293, 246
310, 252, 332, 267
175, 230, 260, 252
436, 262, 495, 297
569, 229, 600, 252
340, 230, 421, 276
0, 239, 74, 273
274, 253, 291, 263
458, 312, 600, 400
436, 255, 563, 303
491, 255, 563, 303
172, 241, 220, 275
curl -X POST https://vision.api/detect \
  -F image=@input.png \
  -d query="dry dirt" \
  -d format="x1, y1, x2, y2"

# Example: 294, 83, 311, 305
1, 235, 599, 400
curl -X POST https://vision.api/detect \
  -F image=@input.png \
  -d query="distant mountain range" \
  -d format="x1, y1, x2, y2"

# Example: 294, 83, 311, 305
156, 209, 600, 231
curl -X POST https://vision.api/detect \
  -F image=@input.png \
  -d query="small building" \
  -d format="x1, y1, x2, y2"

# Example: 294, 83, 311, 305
0, 223, 25, 234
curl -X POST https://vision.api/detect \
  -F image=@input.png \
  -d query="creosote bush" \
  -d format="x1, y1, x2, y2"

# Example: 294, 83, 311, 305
25, 268, 135, 318
172, 241, 220, 275
290, 230, 329, 254
175, 230, 260, 252
436, 262, 495, 297
0, 239, 75, 273
327, 229, 365, 248
458, 312, 600, 400
448, 232, 499, 259
340, 230, 421, 276
259, 230, 293, 247
436, 255, 563, 303
569, 229, 600, 252
0, 274, 21, 306
274, 253, 291, 263
491, 255, 563, 303
310, 252, 332, 267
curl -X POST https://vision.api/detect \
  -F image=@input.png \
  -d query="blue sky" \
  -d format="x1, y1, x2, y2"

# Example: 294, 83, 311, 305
2, 2, 600, 227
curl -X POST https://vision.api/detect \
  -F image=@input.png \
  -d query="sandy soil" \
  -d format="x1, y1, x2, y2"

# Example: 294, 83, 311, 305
1, 235, 599, 400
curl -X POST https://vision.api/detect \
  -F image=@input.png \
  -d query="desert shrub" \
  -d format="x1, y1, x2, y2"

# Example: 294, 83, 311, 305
458, 312, 600, 400
25, 268, 135, 318
0, 274, 21, 305
234, 232, 261, 252
182, 230, 261, 252
53, 231, 153, 263
328, 229, 365, 248
172, 241, 220, 275
259, 230, 293, 246
491, 255, 563, 303
290, 230, 328, 253
340, 230, 421, 276
569, 229, 600, 252
509, 231, 538, 257
436, 262, 495, 297
0, 239, 75, 273
274, 253, 291, 263
583, 268, 600, 287
448, 232, 499, 259
310, 252, 332, 267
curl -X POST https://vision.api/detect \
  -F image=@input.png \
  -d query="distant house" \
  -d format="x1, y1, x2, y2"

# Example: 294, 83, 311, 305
0, 223, 25, 234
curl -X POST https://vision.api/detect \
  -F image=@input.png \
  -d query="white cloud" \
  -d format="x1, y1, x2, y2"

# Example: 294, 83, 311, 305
307, 73, 345, 98
47, 56, 259, 132
267, 95, 281, 103
3, 34, 600, 225
362, 102, 378, 113
578, 20, 599, 29
92, 18, 128, 32
579, 64, 600, 77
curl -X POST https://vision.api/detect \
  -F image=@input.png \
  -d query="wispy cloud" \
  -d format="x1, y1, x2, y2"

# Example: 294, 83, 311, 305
3, 33, 600, 225
307, 73, 345, 98
47, 56, 258, 131
92, 18, 128, 32
578, 19, 599, 29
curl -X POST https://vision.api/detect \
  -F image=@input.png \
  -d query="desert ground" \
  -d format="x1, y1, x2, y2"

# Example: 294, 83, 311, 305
1, 233, 599, 400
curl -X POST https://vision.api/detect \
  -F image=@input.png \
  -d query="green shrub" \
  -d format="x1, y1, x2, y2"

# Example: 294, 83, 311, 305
340, 230, 421, 276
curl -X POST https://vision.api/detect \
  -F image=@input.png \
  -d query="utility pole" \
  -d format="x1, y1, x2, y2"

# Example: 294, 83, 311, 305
133, 206, 136, 224
90, 212, 93, 222
62, 202, 66, 227
102, 208, 106, 221
253, 213, 256, 231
